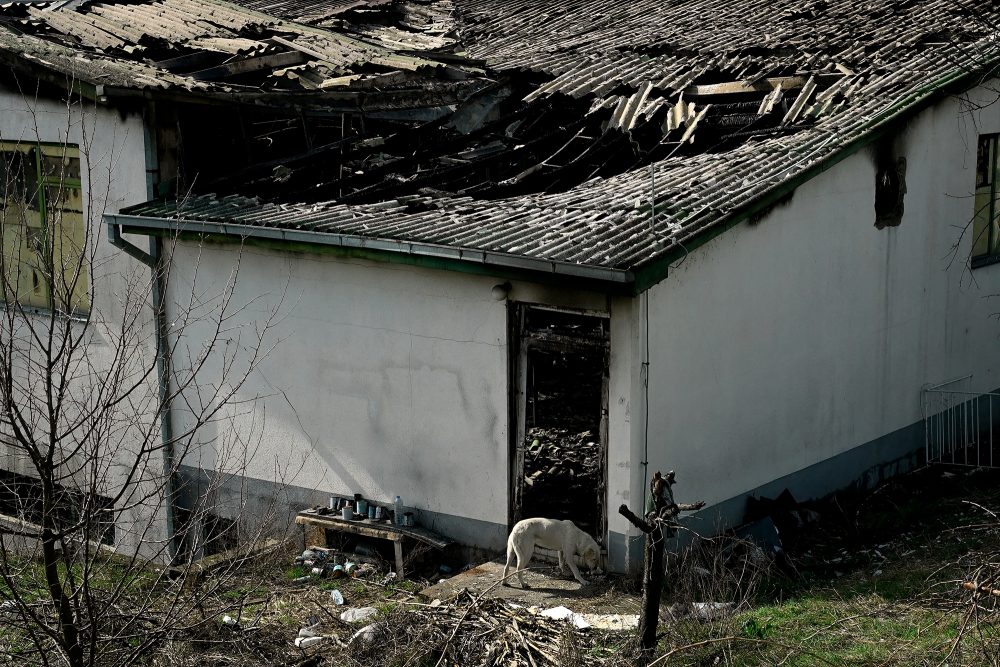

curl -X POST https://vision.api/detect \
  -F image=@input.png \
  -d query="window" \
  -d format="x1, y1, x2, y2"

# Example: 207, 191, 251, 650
0, 468, 115, 545
973, 134, 1000, 265
0, 141, 88, 313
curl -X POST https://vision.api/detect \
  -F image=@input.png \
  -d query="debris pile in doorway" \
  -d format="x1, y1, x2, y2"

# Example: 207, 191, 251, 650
524, 428, 601, 485
523, 427, 602, 530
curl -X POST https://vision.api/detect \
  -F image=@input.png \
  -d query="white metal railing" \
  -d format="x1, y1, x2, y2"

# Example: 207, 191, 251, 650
924, 385, 1000, 467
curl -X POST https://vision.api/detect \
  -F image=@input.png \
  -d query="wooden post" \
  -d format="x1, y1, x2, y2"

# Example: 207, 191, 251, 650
619, 503, 662, 666
640, 523, 666, 659
619, 470, 705, 667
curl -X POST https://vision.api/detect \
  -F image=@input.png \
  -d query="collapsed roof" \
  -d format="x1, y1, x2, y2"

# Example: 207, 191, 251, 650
3, 0, 1000, 283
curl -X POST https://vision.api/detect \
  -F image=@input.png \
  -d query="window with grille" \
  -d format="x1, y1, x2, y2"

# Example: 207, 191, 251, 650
0, 141, 88, 313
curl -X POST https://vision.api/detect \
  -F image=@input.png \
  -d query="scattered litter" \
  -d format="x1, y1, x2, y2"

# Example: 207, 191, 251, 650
429, 598, 442, 607
298, 626, 320, 638
221, 615, 238, 626
692, 602, 735, 621
330, 589, 345, 605
350, 623, 378, 644
539, 605, 590, 629
294, 636, 324, 648
340, 607, 378, 623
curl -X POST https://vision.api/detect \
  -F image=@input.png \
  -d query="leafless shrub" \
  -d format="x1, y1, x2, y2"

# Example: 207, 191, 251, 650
0, 77, 303, 667
663, 532, 774, 611
937, 501, 1000, 666
643, 532, 778, 667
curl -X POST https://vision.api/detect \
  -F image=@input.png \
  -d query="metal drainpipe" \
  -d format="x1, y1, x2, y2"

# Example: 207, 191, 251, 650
106, 105, 178, 561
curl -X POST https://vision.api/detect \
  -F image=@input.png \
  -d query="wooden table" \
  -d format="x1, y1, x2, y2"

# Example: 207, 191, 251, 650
295, 509, 453, 577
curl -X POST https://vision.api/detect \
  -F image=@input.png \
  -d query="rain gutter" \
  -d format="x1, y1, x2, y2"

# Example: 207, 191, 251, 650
102, 213, 636, 292
105, 108, 179, 562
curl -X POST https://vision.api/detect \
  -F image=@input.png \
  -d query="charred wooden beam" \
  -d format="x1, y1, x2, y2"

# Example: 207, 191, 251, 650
190, 50, 307, 81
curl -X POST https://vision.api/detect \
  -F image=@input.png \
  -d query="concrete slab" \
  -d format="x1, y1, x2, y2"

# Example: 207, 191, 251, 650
420, 561, 641, 616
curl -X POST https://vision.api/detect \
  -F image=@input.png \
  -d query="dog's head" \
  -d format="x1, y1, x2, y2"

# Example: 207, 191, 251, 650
580, 543, 601, 571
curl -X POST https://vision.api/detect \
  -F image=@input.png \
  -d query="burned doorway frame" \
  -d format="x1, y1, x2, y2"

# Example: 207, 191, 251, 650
507, 302, 611, 545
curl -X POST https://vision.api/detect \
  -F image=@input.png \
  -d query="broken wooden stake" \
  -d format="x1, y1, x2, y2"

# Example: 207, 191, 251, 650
619, 470, 705, 667
619, 503, 664, 666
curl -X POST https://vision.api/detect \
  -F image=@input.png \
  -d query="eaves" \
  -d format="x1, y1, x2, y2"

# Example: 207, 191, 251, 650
105, 213, 637, 295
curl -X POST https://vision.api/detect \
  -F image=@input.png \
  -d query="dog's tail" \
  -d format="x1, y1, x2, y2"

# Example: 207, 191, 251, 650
503, 533, 516, 575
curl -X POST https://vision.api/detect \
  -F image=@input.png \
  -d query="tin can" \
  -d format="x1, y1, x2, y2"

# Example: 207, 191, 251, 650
368, 505, 376, 519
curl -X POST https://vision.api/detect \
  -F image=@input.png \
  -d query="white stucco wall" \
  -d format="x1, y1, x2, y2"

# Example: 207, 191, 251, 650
160, 80, 1000, 570
642, 80, 1000, 527
165, 244, 637, 553
0, 85, 161, 555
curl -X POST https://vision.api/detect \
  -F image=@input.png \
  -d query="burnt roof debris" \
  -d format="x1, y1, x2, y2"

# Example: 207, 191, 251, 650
0, 0, 469, 94
7, 0, 1000, 275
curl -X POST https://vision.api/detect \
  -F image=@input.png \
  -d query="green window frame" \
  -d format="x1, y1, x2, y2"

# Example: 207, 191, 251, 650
0, 140, 88, 313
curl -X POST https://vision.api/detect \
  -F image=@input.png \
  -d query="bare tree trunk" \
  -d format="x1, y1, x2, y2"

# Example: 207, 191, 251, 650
40, 474, 84, 667
41, 531, 82, 667
638, 523, 665, 663
619, 503, 662, 667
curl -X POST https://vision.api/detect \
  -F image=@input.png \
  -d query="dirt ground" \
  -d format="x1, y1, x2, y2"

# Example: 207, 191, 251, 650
420, 561, 641, 616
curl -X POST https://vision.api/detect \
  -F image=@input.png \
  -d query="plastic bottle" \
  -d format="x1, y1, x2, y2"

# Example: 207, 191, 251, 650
394, 495, 403, 526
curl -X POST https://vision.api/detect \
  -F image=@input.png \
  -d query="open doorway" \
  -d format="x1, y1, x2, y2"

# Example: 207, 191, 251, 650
510, 304, 609, 542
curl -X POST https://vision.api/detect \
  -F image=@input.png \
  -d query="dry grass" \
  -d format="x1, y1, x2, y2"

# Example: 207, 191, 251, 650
8, 466, 1000, 666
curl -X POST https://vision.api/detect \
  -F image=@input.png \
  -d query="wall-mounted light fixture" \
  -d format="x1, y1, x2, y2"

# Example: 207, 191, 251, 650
491, 281, 512, 301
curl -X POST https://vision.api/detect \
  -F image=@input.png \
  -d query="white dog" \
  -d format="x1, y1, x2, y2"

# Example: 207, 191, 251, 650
502, 518, 601, 588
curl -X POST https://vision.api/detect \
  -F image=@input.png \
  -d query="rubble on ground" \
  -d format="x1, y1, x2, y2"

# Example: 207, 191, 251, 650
291, 590, 634, 666
522, 427, 602, 531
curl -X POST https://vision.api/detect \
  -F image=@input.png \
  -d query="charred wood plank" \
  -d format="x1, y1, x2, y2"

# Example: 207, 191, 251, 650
190, 51, 307, 81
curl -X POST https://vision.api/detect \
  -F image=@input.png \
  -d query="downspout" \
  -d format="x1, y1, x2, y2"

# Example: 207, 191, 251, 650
106, 107, 178, 561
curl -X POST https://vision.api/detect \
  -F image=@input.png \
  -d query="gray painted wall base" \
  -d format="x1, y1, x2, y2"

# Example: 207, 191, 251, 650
175, 466, 509, 552
175, 411, 932, 574
652, 418, 926, 570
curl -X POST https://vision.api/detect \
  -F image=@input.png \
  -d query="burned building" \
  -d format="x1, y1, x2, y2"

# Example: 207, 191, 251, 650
1, 0, 1000, 570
